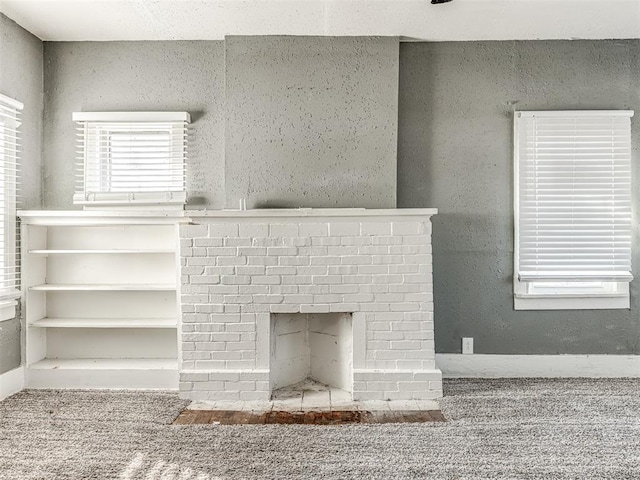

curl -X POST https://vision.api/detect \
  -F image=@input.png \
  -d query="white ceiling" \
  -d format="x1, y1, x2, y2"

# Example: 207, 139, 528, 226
1, 0, 639, 42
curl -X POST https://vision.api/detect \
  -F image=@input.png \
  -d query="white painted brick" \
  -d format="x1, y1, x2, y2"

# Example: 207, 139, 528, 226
267, 246, 298, 256
297, 266, 327, 276
210, 285, 239, 294
284, 237, 311, 247
209, 224, 239, 237
328, 246, 358, 256
239, 223, 269, 238
205, 247, 237, 256
372, 274, 403, 285
238, 285, 269, 295
329, 303, 359, 312
252, 275, 281, 285
360, 284, 387, 294
343, 293, 374, 303
390, 303, 419, 312
238, 247, 268, 257
340, 236, 372, 246
311, 237, 341, 246
279, 256, 310, 266
266, 266, 297, 275
403, 235, 431, 245
312, 275, 342, 285
310, 256, 341, 266
220, 275, 250, 285
282, 275, 312, 285
392, 222, 423, 236
252, 295, 284, 304
181, 224, 208, 237
300, 304, 330, 313
389, 264, 419, 274
239, 391, 269, 401
270, 304, 300, 313
329, 284, 359, 294
372, 255, 404, 265
192, 247, 207, 256
282, 294, 314, 304
341, 256, 372, 265
360, 245, 389, 255
405, 254, 433, 265
247, 256, 278, 266
218, 256, 247, 266
299, 223, 328, 237
358, 265, 388, 274
372, 236, 403, 245
225, 237, 252, 247
361, 222, 391, 236
182, 266, 205, 275
194, 237, 223, 247
371, 331, 405, 341
328, 222, 359, 236
403, 274, 431, 284
314, 294, 343, 303
191, 275, 221, 285
269, 224, 299, 237
269, 285, 298, 294
298, 285, 330, 294
327, 265, 358, 275
343, 275, 372, 284
390, 245, 423, 255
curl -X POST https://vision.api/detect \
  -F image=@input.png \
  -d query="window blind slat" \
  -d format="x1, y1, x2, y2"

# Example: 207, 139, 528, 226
0, 94, 21, 295
516, 111, 633, 283
74, 113, 189, 204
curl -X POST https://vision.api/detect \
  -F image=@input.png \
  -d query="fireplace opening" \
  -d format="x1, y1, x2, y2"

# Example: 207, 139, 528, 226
270, 313, 353, 399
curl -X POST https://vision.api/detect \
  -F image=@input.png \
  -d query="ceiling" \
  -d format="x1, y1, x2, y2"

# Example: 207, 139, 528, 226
1, 0, 639, 42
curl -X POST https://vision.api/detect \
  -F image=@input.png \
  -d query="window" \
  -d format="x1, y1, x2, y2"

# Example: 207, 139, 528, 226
73, 112, 190, 206
0, 93, 22, 320
514, 110, 634, 310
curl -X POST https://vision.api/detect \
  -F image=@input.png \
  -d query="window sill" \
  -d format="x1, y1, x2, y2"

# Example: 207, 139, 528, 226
514, 294, 629, 311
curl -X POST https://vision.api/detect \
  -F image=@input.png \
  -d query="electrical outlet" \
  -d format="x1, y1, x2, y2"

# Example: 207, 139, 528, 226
462, 337, 474, 355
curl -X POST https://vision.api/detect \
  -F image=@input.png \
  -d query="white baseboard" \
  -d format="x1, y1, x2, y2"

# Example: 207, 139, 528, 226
436, 354, 640, 378
0, 366, 24, 401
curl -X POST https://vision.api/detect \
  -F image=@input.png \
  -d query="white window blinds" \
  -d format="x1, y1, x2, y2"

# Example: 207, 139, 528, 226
73, 112, 190, 206
0, 93, 22, 301
515, 110, 633, 283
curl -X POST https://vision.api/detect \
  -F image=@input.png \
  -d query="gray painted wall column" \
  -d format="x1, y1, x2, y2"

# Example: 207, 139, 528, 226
398, 40, 640, 355
0, 13, 43, 374
224, 36, 399, 209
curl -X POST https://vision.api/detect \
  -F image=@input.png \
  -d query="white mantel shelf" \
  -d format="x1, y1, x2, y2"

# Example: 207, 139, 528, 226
185, 208, 438, 219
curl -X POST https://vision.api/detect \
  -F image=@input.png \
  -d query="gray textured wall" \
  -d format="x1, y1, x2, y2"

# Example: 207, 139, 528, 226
0, 13, 43, 374
40, 38, 640, 355
398, 40, 640, 354
224, 36, 398, 209
43, 41, 225, 209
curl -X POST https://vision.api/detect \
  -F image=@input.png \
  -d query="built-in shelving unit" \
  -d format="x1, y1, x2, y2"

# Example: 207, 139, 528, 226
19, 211, 184, 389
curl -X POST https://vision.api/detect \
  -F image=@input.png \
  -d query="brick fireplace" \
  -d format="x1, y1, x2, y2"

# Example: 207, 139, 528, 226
178, 209, 441, 403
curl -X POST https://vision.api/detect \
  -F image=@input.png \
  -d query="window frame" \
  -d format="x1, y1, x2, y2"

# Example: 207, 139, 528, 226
73, 111, 190, 207
0, 93, 23, 321
513, 110, 633, 311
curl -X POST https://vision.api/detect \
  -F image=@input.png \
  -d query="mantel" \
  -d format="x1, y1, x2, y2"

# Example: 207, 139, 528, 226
185, 208, 438, 220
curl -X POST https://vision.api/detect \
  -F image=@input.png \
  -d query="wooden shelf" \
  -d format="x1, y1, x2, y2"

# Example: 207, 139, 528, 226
29, 249, 175, 255
30, 284, 176, 291
31, 317, 177, 329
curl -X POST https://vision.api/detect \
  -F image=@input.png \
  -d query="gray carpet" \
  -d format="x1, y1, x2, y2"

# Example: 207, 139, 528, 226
1, 379, 639, 479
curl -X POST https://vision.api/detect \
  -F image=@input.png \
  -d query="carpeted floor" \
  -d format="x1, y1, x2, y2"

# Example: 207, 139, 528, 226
1, 378, 639, 479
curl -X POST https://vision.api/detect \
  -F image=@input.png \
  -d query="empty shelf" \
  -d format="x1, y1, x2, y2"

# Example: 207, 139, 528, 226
30, 317, 177, 328
30, 284, 176, 291
29, 249, 175, 255
29, 358, 178, 370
